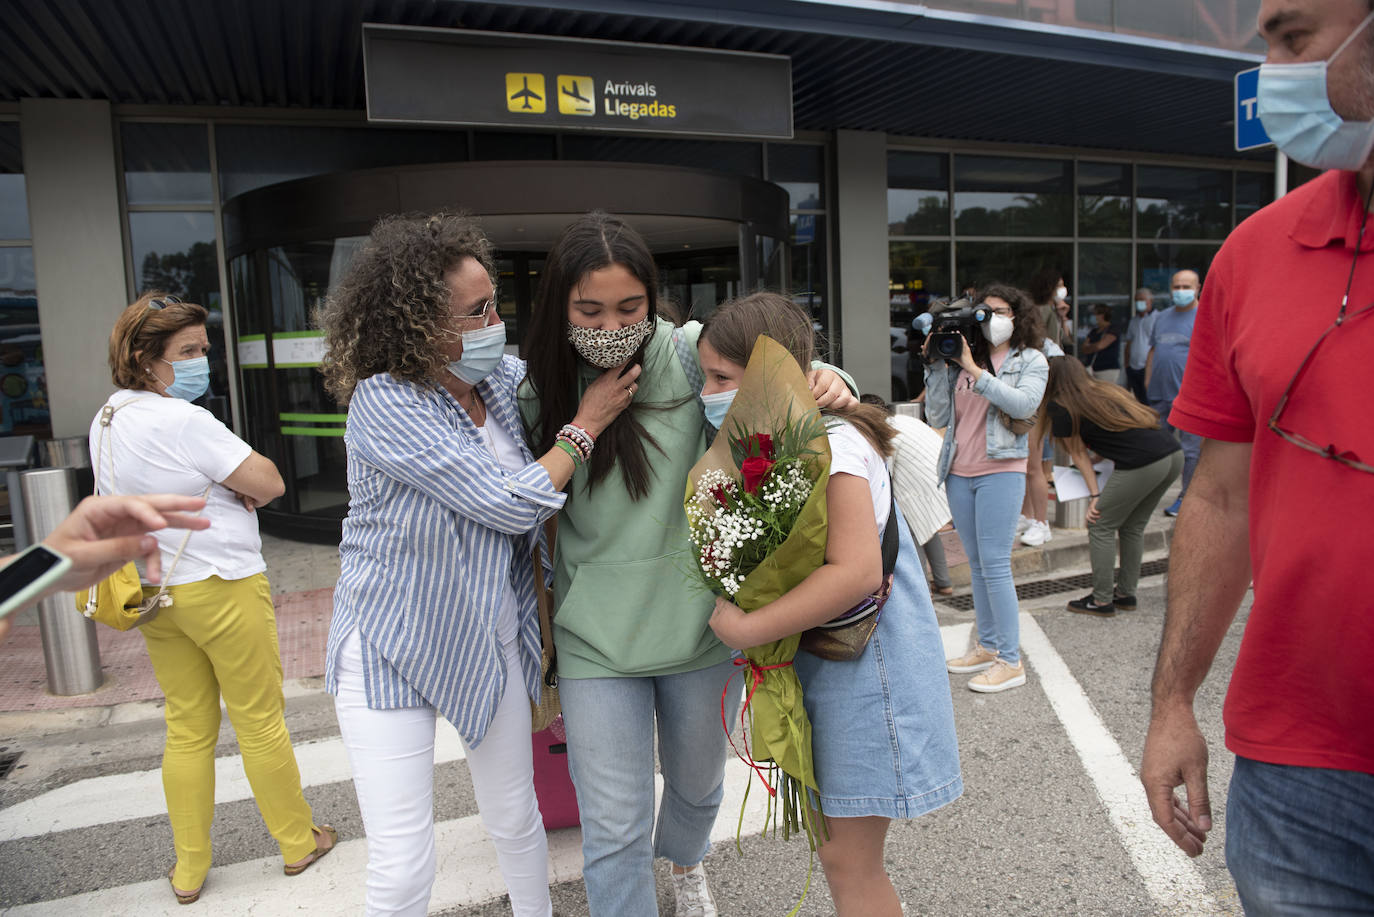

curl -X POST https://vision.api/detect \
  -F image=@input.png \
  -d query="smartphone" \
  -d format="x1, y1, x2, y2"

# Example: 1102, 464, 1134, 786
0, 543, 73, 620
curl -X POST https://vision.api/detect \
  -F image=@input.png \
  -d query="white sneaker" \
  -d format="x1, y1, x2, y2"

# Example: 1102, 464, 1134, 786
1020, 520, 1052, 547
672, 863, 718, 917
1015, 513, 1032, 535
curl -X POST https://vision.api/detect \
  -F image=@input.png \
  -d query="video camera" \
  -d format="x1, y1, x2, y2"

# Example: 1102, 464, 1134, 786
922, 298, 993, 364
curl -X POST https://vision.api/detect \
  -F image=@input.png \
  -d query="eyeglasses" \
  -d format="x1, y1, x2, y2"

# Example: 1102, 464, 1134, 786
1267, 300, 1374, 474
451, 297, 498, 327
980, 303, 1015, 317
147, 294, 182, 311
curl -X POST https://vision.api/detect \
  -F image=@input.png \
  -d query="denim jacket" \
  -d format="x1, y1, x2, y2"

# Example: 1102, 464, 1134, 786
923, 346, 1049, 483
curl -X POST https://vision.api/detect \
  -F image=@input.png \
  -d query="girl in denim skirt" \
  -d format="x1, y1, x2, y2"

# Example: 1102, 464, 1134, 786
701, 292, 963, 917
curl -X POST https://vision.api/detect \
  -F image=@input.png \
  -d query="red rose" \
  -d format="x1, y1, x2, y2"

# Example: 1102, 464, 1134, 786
753, 433, 775, 460
741, 456, 775, 494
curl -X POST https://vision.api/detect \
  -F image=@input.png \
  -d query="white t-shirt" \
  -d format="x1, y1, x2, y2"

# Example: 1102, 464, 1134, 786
88, 389, 262, 585
826, 419, 891, 532
479, 418, 526, 645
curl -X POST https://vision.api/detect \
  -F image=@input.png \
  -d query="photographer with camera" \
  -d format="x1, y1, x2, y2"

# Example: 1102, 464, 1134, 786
924, 285, 1047, 694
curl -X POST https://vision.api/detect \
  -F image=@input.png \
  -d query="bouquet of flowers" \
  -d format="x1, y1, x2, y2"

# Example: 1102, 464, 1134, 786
684, 335, 832, 853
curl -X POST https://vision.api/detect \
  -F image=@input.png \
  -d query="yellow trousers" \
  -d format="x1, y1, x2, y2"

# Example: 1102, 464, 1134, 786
141, 573, 319, 888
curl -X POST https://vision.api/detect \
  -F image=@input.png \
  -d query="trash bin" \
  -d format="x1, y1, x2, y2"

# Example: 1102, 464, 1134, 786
21, 466, 103, 695
0, 434, 35, 551
41, 435, 93, 500
1055, 496, 1089, 529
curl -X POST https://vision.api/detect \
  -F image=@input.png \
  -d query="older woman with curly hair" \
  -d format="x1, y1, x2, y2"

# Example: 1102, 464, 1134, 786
315, 212, 635, 917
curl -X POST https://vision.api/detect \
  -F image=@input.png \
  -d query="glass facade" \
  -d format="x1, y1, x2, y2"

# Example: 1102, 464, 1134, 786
0, 123, 49, 438
887, 150, 1271, 353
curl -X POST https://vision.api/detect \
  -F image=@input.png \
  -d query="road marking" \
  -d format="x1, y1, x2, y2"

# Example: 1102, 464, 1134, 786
1019, 613, 1221, 916
0, 727, 467, 842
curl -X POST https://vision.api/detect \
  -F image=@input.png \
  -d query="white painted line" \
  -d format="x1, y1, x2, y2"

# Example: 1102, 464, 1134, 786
1018, 613, 1221, 916
0, 724, 467, 843
941, 621, 973, 660
5, 756, 772, 916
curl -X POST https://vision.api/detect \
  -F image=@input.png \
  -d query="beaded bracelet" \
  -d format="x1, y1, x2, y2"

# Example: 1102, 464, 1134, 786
553, 439, 584, 467
559, 423, 596, 457
555, 431, 591, 463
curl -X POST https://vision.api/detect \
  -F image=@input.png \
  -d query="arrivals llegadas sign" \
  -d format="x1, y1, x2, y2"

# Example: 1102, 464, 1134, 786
363, 25, 793, 139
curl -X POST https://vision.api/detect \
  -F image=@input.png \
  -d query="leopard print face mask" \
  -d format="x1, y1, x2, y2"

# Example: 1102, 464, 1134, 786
566, 316, 653, 368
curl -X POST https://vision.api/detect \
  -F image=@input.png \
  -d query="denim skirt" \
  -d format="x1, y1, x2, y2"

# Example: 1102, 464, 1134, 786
792, 510, 963, 819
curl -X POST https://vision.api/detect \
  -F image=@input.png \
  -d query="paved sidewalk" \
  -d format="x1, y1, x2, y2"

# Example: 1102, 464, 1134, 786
0, 487, 1177, 720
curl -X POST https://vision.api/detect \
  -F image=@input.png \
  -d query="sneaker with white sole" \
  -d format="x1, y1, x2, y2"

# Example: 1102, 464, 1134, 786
1015, 513, 1032, 535
1020, 519, 1052, 547
968, 658, 1027, 693
672, 863, 718, 917
946, 644, 998, 674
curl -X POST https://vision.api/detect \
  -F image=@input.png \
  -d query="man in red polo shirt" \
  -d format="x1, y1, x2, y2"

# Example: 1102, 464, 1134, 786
1140, 0, 1374, 912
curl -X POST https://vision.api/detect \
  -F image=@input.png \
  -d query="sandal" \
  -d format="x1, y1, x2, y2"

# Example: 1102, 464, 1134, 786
167, 866, 202, 905
931, 583, 955, 597
284, 824, 338, 877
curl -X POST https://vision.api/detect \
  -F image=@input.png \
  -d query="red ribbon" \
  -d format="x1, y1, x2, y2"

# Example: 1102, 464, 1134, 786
720, 656, 793, 797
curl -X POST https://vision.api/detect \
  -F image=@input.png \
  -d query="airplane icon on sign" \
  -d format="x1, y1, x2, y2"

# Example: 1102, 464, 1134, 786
562, 82, 590, 104
510, 76, 542, 109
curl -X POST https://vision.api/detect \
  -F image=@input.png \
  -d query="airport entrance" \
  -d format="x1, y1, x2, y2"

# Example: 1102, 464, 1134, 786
222, 161, 791, 540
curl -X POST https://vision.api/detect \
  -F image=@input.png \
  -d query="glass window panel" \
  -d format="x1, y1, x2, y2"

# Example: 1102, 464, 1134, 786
0, 123, 28, 240
1137, 242, 1221, 294
768, 143, 824, 209
1136, 165, 1232, 240
561, 135, 764, 178
217, 125, 469, 200
658, 248, 741, 323
889, 241, 951, 399
954, 155, 1072, 236
1077, 161, 1132, 237
279, 367, 349, 518
1116, 0, 1194, 40
121, 123, 212, 205
888, 151, 949, 236
1077, 243, 1133, 343
129, 211, 229, 420
0, 246, 50, 435
955, 241, 1073, 302
792, 215, 828, 339
1235, 171, 1275, 225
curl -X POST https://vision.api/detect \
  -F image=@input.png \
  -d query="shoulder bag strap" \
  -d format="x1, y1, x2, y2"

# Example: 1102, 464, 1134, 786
670, 328, 705, 414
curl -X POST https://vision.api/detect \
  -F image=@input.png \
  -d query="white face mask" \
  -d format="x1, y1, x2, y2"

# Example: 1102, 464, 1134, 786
982, 313, 1014, 347
1055, 286, 1068, 301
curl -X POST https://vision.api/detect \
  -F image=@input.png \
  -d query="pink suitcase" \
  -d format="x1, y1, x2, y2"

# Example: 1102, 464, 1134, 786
531, 721, 580, 830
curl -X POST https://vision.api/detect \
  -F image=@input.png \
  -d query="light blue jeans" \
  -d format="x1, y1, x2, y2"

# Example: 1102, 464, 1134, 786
945, 471, 1025, 665
1152, 398, 1201, 494
559, 657, 741, 916
1226, 756, 1374, 915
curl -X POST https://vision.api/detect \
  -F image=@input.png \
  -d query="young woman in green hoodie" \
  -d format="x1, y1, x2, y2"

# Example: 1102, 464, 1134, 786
519, 211, 854, 917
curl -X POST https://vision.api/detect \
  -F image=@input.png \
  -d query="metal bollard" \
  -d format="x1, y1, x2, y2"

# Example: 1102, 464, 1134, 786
21, 467, 103, 695
1055, 496, 1089, 529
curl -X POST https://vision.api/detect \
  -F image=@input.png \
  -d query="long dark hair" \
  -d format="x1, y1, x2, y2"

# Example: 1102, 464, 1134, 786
972, 283, 1044, 370
523, 211, 664, 499
1028, 268, 1062, 307
702, 292, 894, 458
1045, 355, 1161, 438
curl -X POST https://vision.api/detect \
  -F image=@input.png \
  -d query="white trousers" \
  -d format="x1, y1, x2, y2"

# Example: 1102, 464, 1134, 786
333, 629, 552, 917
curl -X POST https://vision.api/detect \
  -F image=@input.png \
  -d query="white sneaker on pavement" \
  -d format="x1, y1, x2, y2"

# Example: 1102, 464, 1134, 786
672, 863, 718, 917
1015, 513, 1032, 535
1020, 520, 1052, 547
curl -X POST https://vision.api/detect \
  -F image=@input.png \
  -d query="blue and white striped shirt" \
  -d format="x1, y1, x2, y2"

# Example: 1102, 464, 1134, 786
324, 356, 565, 747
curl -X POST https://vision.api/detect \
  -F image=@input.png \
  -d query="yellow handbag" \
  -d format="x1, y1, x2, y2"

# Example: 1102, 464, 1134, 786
75, 562, 159, 630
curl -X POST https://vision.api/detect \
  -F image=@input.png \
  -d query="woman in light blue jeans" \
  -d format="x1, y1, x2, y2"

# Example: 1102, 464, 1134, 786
924, 284, 1048, 694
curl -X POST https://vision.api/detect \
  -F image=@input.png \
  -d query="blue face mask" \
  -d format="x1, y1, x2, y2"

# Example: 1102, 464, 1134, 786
161, 356, 210, 401
701, 388, 737, 429
1171, 289, 1196, 308
1135, 300, 1149, 313
447, 322, 506, 384
1258, 10, 1374, 171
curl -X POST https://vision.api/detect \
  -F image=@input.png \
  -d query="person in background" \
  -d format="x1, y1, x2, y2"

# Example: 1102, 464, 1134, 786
1080, 304, 1123, 384
1043, 357, 1181, 616
316, 213, 635, 917
0, 493, 211, 645
1145, 270, 1201, 517
518, 211, 857, 917
96, 293, 333, 906
1142, 3, 1374, 910
1121, 288, 1158, 404
703, 293, 961, 917
1029, 269, 1072, 354
925, 283, 1047, 694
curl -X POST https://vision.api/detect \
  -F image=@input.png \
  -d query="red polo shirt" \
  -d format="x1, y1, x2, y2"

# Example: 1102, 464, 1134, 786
1172, 169, 1374, 776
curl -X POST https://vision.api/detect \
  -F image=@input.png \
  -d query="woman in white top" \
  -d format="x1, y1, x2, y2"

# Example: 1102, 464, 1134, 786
94, 293, 334, 905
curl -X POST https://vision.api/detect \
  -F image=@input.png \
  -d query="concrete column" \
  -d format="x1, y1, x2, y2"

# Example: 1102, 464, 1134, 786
833, 129, 891, 400
21, 99, 127, 438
